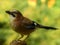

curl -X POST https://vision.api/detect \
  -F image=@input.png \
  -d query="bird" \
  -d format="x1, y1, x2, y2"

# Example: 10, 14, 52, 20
5, 10, 57, 41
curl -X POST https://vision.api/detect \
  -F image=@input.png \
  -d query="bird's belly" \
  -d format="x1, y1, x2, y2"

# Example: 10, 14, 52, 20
14, 27, 35, 35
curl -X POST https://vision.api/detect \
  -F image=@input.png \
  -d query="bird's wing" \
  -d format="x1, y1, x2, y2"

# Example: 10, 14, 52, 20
22, 17, 57, 30
24, 23, 35, 29
22, 18, 36, 29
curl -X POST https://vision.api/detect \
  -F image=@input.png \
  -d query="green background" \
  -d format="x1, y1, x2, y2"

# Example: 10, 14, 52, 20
0, 0, 60, 45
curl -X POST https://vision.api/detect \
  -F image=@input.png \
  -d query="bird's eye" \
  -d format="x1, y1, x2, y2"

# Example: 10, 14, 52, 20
11, 12, 17, 17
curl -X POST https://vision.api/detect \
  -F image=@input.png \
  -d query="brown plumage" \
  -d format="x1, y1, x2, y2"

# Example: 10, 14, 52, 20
6, 10, 57, 40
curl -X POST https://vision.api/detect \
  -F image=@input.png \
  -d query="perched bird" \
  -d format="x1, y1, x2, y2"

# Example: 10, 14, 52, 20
6, 10, 57, 40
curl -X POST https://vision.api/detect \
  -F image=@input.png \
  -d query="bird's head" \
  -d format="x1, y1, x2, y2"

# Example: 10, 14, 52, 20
6, 10, 23, 21
6, 10, 22, 17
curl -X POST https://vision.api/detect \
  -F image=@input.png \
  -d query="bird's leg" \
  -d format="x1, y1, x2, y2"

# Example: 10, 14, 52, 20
16, 34, 24, 40
20, 35, 29, 41
23, 35, 29, 41
16, 34, 30, 41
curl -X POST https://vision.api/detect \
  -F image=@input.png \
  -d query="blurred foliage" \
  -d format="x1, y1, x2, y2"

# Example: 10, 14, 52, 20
0, 0, 60, 45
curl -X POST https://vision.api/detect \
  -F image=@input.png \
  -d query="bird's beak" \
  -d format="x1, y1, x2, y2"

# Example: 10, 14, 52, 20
6, 11, 15, 17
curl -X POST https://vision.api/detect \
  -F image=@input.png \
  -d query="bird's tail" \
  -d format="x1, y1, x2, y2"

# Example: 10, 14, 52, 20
36, 24, 57, 30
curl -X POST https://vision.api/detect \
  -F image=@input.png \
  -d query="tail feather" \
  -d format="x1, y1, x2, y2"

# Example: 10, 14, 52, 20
36, 24, 57, 30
